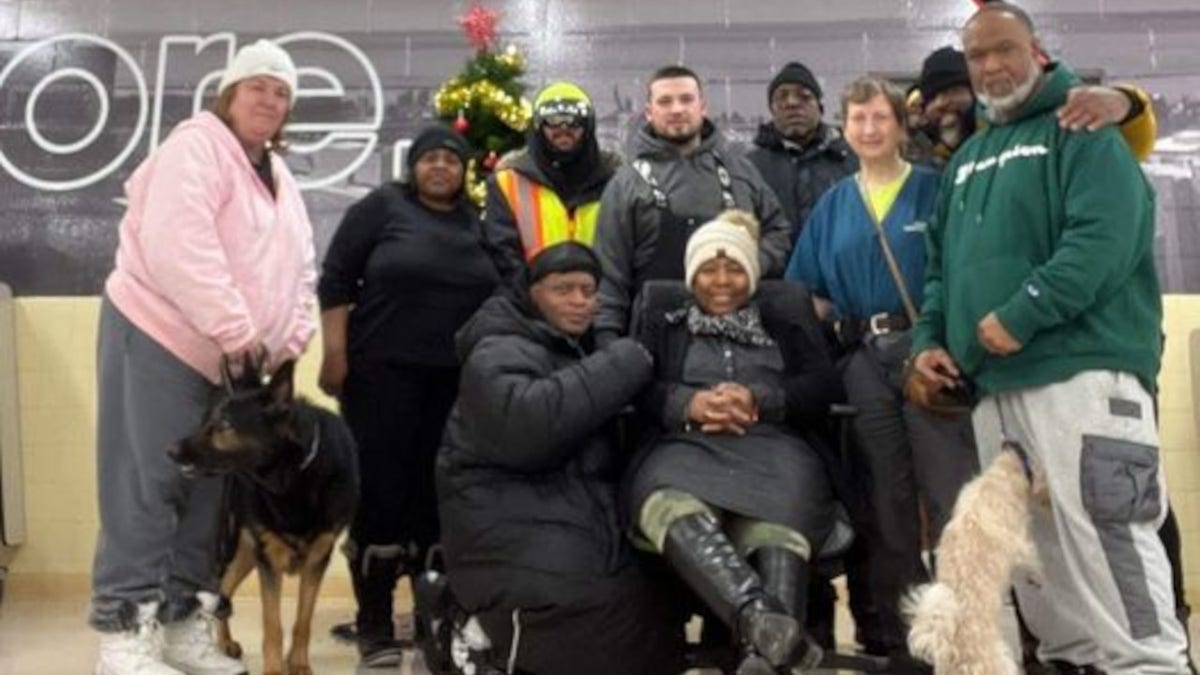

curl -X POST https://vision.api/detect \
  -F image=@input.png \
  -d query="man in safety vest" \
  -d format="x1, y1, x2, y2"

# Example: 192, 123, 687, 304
483, 81, 622, 284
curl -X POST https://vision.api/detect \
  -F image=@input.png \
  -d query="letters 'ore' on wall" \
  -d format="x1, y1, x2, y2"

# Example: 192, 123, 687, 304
1, 1, 1199, 295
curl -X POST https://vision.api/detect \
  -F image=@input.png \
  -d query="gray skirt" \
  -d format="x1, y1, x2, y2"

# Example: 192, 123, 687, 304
627, 423, 836, 545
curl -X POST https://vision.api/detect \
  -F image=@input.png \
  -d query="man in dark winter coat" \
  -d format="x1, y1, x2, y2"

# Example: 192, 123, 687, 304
747, 62, 868, 653
484, 81, 621, 283
593, 64, 792, 343
436, 241, 685, 675
747, 61, 857, 239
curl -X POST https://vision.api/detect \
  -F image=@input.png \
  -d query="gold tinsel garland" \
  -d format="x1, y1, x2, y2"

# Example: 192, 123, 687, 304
433, 78, 533, 132
465, 158, 488, 206
432, 44, 531, 207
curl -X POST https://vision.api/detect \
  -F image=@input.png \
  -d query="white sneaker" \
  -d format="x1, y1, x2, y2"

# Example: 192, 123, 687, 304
161, 592, 247, 675
95, 602, 185, 675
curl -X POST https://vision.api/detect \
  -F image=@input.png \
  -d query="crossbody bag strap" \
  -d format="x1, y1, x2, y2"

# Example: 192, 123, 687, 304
856, 166, 919, 324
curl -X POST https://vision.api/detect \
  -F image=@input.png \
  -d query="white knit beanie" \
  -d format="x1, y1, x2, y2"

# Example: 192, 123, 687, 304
218, 40, 297, 104
684, 209, 762, 295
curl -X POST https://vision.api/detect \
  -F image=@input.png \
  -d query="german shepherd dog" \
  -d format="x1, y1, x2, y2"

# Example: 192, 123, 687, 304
170, 356, 359, 675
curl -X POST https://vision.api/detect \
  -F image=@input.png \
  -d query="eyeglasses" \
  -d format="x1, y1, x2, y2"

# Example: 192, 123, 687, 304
540, 113, 584, 130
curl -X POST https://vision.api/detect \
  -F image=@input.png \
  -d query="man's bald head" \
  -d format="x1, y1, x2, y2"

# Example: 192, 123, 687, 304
964, 2, 1037, 37
962, 2, 1043, 121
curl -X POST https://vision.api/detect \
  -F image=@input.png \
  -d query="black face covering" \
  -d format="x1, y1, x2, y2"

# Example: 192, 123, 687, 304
529, 119, 602, 202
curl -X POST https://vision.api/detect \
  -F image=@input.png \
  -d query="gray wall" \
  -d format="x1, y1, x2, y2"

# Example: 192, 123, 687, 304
2, 0, 1199, 293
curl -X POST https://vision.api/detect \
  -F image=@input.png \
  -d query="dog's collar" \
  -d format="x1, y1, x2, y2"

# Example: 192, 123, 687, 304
1002, 440, 1035, 482
299, 419, 320, 472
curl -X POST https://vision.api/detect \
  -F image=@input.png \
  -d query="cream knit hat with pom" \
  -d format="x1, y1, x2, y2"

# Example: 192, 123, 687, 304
684, 209, 762, 294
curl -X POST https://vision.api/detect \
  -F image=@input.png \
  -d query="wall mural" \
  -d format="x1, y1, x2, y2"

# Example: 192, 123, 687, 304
1, 1, 1198, 295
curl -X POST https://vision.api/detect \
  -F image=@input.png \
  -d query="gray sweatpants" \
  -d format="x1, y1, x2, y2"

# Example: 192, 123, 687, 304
972, 370, 1190, 674
89, 299, 225, 632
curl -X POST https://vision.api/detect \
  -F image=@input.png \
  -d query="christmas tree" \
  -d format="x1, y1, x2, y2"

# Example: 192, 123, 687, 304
434, 4, 532, 206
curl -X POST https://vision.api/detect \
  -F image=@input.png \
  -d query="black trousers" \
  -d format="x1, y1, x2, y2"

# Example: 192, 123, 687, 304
841, 334, 979, 650
341, 362, 460, 557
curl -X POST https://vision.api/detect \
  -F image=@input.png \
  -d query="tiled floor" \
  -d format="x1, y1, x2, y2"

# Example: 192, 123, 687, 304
0, 589, 408, 675
0, 582, 1195, 674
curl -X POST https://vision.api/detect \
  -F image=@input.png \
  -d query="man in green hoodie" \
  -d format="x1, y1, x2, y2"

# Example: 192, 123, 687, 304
909, 4, 1191, 674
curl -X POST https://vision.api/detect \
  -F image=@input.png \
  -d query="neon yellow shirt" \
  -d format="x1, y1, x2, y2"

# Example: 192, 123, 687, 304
865, 163, 912, 223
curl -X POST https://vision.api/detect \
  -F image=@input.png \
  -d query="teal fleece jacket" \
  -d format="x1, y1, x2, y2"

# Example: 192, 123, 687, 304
911, 63, 1161, 395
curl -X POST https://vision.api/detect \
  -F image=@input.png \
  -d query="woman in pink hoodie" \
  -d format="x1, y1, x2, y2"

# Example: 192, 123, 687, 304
91, 40, 315, 675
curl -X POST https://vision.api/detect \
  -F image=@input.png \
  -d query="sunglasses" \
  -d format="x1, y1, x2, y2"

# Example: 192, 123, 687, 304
540, 113, 584, 130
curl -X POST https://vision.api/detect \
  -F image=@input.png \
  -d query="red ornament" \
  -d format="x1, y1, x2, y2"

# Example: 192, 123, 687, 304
482, 151, 499, 171
453, 111, 470, 134
457, 4, 501, 51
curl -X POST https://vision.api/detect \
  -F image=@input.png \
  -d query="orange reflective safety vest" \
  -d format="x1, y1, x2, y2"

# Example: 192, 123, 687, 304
495, 168, 600, 261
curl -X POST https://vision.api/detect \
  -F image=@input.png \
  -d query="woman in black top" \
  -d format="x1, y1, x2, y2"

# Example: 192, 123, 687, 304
317, 125, 498, 666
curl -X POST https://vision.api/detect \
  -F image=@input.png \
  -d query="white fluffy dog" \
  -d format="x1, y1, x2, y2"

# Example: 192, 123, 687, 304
906, 445, 1041, 675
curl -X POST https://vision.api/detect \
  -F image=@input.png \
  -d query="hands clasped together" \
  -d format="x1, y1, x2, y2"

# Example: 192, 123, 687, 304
686, 383, 759, 435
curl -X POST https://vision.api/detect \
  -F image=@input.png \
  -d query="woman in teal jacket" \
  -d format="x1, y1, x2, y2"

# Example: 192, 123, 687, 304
785, 76, 977, 661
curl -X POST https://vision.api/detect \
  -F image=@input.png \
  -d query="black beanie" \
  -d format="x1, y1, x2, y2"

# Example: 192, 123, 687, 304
767, 62, 822, 103
918, 47, 971, 102
528, 242, 601, 285
407, 124, 469, 172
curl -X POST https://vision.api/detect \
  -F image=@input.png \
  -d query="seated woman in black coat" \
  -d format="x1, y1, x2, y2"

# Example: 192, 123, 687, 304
628, 210, 842, 675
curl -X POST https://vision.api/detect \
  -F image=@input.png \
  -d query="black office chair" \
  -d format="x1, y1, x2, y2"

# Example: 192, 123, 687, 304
414, 280, 890, 675
630, 279, 888, 673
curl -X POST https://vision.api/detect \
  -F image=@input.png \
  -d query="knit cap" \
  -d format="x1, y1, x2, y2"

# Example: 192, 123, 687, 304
218, 40, 298, 103
407, 124, 470, 173
684, 210, 762, 294
917, 47, 970, 102
768, 62, 822, 103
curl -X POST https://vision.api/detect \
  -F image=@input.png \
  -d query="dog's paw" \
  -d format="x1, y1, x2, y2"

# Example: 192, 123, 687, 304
286, 653, 313, 675
904, 582, 959, 667
221, 639, 243, 659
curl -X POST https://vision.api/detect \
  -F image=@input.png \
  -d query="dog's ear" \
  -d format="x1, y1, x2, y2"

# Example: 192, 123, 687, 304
267, 360, 295, 408
219, 355, 237, 395
238, 350, 270, 389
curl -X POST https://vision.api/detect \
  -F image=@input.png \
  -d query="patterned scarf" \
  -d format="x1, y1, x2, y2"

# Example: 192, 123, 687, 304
666, 303, 776, 347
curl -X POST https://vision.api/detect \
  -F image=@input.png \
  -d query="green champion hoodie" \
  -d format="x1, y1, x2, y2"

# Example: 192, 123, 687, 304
911, 63, 1161, 396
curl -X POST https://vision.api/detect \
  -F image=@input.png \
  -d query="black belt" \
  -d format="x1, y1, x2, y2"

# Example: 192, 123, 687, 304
834, 312, 911, 346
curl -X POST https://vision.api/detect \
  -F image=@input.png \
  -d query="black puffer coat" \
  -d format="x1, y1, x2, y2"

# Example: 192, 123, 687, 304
436, 292, 653, 611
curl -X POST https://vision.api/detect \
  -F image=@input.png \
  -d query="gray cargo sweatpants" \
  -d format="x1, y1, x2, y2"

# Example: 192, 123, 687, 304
972, 369, 1190, 674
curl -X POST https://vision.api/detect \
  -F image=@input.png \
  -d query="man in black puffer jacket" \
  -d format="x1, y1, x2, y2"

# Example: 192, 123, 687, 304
436, 242, 686, 675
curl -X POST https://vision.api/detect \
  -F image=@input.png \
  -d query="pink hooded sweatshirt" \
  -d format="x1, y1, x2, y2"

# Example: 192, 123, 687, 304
105, 110, 317, 384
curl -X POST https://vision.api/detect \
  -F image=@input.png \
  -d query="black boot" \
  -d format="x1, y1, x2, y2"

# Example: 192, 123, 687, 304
411, 545, 459, 673
752, 547, 823, 673
662, 513, 802, 672
345, 540, 406, 667
804, 573, 837, 650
